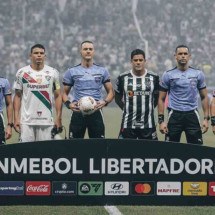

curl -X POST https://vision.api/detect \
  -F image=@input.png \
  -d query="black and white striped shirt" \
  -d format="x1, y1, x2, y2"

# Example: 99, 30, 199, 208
115, 70, 159, 129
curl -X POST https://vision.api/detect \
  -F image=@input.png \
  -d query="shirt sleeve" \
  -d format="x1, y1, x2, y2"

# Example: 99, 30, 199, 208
63, 69, 74, 86
115, 75, 123, 95
13, 69, 23, 90
102, 68, 111, 83
159, 71, 169, 91
3, 79, 12, 95
197, 70, 206, 90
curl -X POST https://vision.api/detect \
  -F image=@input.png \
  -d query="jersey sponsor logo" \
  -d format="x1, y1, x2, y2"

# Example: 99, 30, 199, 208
157, 182, 181, 196
183, 182, 207, 196
105, 182, 129, 196
27, 84, 50, 89
133, 120, 144, 127
128, 90, 151, 97
52, 181, 77, 196
78, 181, 103, 196
131, 181, 155, 196
26, 181, 51, 196
0, 181, 24, 196
208, 182, 215, 196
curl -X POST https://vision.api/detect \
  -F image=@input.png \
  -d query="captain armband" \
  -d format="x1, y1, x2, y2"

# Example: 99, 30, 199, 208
64, 100, 71, 109
211, 116, 215, 126
158, 114, 164, 124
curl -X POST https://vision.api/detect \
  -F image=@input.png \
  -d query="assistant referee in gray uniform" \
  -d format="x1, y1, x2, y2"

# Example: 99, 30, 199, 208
158, 45, 209, 144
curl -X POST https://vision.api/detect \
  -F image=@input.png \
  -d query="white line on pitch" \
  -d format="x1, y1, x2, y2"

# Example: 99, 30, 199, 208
104, 205, 123, 215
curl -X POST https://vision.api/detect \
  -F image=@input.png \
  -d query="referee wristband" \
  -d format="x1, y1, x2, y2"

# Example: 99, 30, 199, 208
158, 114, 164, 124
211, 116, 215, 126
64, 100, 71, 109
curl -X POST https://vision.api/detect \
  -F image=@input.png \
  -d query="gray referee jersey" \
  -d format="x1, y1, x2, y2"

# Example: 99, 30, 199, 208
115, 70, 159, 129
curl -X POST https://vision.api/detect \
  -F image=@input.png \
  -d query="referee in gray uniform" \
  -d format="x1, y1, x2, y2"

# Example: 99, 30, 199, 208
158, 45, 209, 144
62, 41, 114, 138
0, 77, 13, 144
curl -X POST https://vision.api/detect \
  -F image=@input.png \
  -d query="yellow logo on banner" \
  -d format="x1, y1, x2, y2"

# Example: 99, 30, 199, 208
183, 182, 207, 196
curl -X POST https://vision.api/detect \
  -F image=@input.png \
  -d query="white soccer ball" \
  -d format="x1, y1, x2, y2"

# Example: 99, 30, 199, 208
79, 96, 97, 115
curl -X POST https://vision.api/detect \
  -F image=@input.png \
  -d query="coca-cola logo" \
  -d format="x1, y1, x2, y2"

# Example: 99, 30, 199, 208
27, 185, 49, 192
26, 181, 50, 196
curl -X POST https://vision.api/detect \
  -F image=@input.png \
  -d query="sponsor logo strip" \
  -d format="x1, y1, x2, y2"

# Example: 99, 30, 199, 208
209, 182, 215, 196
0, 181, 24, 196
183, 182, 207, 196
52, 181, 77, 196
78, 181, 103, 196
105, 182, 129, 196
26, 181, 51, 196
157, 182, 181, 196
131, 181, 155, 196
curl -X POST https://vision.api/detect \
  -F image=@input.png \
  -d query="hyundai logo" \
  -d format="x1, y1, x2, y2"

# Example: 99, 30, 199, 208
111, 183, 123, 190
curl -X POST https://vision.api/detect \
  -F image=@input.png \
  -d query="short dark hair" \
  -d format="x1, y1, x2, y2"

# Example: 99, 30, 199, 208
175, 45, 190, 53
31, 44, 45, 53
131, 49, 145, 59
81, 40, 94, 47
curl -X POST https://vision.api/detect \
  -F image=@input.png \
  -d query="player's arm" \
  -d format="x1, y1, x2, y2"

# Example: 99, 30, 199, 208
5, 94, 13, 140
13, 89, 22, 133
199, 88, 209, 134
54, 88, 62, 128
158, 90, 168, 134
153, 75, 160, 108
96, 82, 114, 109
210, 95, 215, 134
115, 91, 124, 110
62, 85, 80, 112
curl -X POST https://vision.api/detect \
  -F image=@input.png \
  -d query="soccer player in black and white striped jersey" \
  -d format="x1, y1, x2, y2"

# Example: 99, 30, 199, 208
115, 49, 159, 140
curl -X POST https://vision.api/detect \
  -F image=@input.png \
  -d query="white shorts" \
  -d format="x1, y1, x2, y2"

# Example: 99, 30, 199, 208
20, 124, 53, 142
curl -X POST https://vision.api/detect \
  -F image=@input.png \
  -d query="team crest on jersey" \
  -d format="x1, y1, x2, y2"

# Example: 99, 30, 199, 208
128, 90, 134, 97
145, 78, 151, 89
94, 76, 101, 83
189, 78, 197, 88
37, 111, 42, 117
45, 75, 51, 81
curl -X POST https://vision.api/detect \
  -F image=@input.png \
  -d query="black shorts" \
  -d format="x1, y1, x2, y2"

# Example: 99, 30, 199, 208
0, 114, 5, 145
119, 127, 158, 140
69, 110, 105, 138
166, 109, 203, 144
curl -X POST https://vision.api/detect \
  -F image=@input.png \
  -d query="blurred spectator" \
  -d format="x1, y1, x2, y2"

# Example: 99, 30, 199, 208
1, 0, 214, 89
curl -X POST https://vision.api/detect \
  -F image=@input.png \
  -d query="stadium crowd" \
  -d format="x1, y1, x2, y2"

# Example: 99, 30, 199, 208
1, 0, 215, 88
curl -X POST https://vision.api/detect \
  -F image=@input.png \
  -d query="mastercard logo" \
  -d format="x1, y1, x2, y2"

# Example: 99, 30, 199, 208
135, 183, 151, 194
